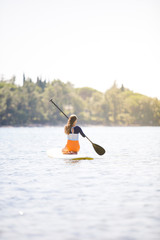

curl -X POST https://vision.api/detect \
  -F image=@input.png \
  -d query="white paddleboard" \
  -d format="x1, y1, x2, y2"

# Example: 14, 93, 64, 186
47, 148, 94, 160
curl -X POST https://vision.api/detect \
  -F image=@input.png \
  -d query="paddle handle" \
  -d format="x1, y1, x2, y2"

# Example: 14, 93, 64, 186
49, 99, 69, 119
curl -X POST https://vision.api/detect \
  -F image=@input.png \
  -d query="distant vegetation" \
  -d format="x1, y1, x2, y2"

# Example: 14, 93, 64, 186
0, 76, 160, 126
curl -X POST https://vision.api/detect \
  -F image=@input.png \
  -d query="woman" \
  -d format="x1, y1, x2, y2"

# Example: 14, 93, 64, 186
62, 114, 85, 154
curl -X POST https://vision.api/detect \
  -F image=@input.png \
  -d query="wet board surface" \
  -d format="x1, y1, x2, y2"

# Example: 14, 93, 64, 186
47, 148, 94, 160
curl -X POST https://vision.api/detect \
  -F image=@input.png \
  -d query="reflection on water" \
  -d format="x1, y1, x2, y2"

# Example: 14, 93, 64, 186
0, 127, 160, 240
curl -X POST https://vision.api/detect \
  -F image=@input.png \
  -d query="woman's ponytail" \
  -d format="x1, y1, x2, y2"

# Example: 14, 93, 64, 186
64, 115, 77, 135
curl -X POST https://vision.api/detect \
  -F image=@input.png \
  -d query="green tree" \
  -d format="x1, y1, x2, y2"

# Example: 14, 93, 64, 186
0, 78, 160, 126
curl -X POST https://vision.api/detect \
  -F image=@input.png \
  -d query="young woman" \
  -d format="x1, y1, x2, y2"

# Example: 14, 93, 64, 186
62, 114, 85, 154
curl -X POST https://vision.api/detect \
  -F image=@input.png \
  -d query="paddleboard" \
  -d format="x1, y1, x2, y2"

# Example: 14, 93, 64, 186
47, 148, 94, 160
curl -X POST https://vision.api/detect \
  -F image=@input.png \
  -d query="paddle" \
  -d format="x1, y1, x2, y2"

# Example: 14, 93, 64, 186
49, 99, 105, 155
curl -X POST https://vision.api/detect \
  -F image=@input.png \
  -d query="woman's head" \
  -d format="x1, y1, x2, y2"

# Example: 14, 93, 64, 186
64, 114, 78, 135
68, 114, 77, 126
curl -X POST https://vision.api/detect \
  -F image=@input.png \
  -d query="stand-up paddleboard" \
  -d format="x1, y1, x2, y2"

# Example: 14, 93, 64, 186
47, 148, 94, 160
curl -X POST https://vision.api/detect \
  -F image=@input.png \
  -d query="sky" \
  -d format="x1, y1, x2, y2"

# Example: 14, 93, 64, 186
0, 0, 160, 98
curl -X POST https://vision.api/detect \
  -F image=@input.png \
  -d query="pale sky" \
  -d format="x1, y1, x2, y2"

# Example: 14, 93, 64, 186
0, 0, 160, 98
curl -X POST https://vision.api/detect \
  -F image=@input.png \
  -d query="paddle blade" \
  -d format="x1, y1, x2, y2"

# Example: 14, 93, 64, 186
92, 143, 105, 155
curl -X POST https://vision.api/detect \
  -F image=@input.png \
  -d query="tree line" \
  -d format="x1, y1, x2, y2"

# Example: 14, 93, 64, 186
0, 76, 160, 126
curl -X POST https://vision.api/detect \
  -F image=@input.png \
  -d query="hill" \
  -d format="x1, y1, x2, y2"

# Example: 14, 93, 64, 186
0, 77, 160, 126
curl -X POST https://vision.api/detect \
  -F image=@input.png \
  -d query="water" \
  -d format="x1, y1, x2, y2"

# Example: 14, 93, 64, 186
0, 126, 160, 240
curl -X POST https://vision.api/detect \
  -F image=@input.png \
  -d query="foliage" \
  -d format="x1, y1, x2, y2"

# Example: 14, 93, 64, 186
0, 77, 160, 126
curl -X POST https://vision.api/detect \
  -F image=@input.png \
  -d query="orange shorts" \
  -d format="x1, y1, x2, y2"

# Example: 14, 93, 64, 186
62, 140, 80, 154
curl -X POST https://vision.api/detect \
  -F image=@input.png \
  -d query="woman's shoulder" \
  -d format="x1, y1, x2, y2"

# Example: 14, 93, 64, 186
74, 125, 85, 137
74, 125, 81, 130
73, 126, 82, 133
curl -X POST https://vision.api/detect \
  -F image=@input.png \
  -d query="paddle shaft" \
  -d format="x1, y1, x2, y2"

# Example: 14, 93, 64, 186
49, 99, 69, 119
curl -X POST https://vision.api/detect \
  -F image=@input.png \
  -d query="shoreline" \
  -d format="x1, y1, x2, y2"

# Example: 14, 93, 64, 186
0, 124, 160, 128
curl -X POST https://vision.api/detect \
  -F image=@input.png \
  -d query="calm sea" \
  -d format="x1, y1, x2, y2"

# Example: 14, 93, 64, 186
0, 126, 160, 240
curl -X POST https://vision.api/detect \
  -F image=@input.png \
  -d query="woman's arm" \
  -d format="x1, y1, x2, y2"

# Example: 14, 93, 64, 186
75, 126, 85, 137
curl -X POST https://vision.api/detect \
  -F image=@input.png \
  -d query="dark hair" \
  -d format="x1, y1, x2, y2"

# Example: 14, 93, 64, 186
64, 114, 77, 135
